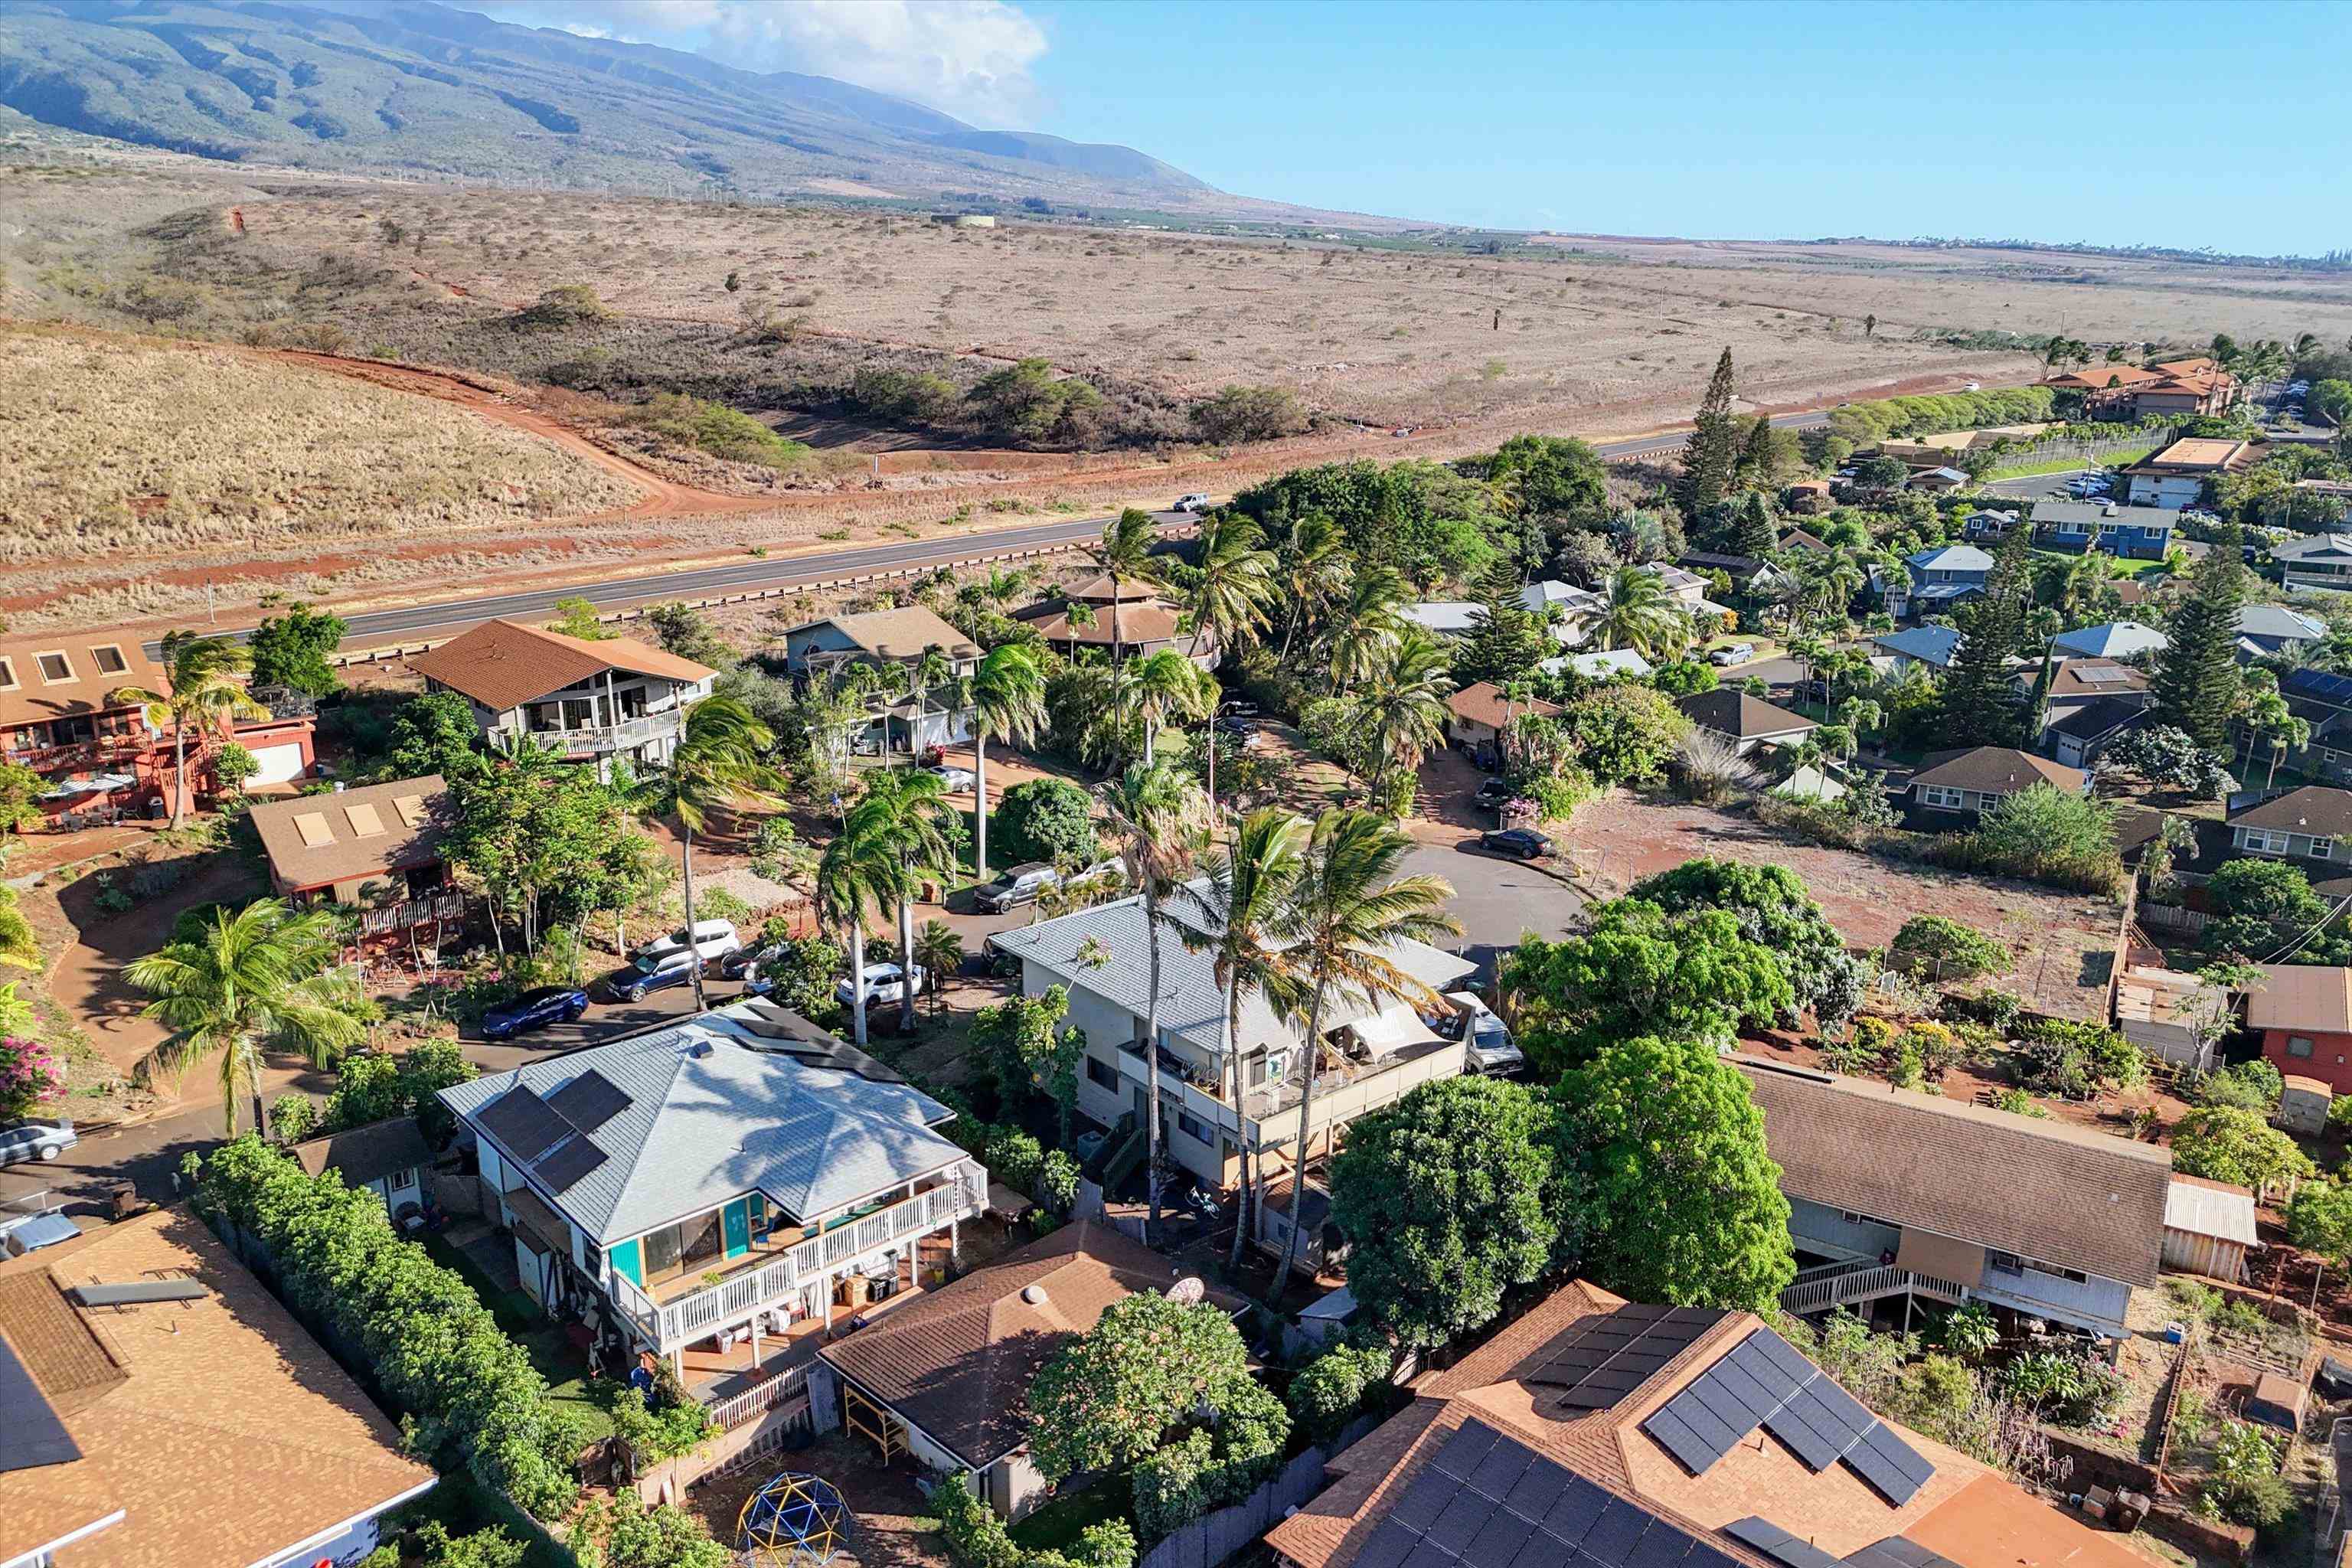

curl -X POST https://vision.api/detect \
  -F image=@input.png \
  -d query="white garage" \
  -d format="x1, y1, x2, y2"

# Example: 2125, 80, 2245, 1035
245, 742, 309, 786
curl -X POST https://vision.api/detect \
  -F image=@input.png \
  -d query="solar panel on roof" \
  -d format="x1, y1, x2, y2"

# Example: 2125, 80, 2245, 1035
1527, 1303, 1724, 1413
1838, 1539, 1961, 1568
1624, 1524, 1695, 1568
545, 1070, 630, 1133
1579, 1501, 1652, 1566
478, 1084, 573, 1161
0, 1338, 80, 1474
1354, 1521, 1419, 1568
1538, 1474, 1609, 1546
67, 1279, 207, 1307
532, 1135, 610, 1194
1377, 1420, 1709, 1568
1720, 1518, 1841, 1568
1641, 1407, 1720, 1478
1760, 1392, 1847, 1472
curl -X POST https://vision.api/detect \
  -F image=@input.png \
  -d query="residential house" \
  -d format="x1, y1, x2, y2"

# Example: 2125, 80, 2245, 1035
1445, 682, 1562, 768
1674, 690, 1817, 758
2043, 361, 2167, 416
1400, 602, 1483, 638
2226, 784, 2352, 871
1893, 544, 1994, 620
1960, 508, 2020, 543
2046, 358, 2234, 420
1635, 563, 1736, 626
986, 890, 1476, 1201
1676, 550, 1789, 596
2163, 1175, 2256, 1282
248, 775, 462, 942
2122, 436, 2254, 508
1778, 526, 1830, 552
1014, 573, 1211, 666
1520, 580, 1606, 646
2043, 699, 2143, 769
1737, 1056, 2168, 1338
2237, 603, 2329, 662
2273, 668, 2352, 783
780, 607, 982, 755
2047, 619, 2168, 661
0, 631, 315, 828
437, 998, 988, 1418
1906, 747, 2088, 818
1263, 1275, 2151, 1568
2246, 965, 2352, 1095
1541, 648, 1653, 681
0, 1209, 436, 1568
818, 1222, 1236, 1517
1780, 479, 1834, 514
1906, 465, 1970, 493
410, 619, 715, 776
2272, 532, 2352, 593
2024, 650, 2155, 768
292, 1118, 432, 1222
2028, 499, 2177, 560
1870, 625, 1963, 675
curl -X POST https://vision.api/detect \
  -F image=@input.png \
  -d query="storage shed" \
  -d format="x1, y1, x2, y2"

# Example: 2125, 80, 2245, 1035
2161, 1174, 2256, 1282
2113, 962, 2225, 1073
2280, 1074, 2335, 1135
2246, 1370, 2306, 1436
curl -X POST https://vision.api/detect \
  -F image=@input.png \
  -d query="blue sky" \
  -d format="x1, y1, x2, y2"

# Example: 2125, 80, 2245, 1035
484, 1, 2350, 256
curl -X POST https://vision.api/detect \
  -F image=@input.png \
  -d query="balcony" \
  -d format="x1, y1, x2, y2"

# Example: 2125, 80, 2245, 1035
5, 735, 145, 775
1117, 1037, 1470, 1151
524, 711, 683, 756
358, 890, 466, 936
605, 1162, 985, 1350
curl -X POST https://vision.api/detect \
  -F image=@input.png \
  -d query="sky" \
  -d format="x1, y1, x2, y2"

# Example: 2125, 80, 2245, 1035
478, 1, 2352, 256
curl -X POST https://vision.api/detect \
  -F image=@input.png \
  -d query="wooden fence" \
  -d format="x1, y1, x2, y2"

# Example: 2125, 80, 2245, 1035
1135, 1413, 1383, 1568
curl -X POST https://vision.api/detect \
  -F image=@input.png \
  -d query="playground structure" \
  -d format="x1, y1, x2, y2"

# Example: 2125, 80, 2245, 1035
737, 1470, 855, 1567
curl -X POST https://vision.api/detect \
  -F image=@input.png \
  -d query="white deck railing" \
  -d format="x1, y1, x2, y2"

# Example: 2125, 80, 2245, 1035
1779, 1263, 1965, 1316
705, 1362, 811, 1430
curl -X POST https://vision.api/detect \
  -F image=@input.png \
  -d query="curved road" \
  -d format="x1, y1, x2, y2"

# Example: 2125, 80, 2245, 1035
145, 411, 1826, 656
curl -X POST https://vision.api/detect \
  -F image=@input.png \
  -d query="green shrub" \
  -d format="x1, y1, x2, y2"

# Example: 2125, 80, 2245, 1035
628, 392, 812, 470
993, 779, 1102, 867
2200, 1059, 2284, 1112
2200, 1420, 2291, 1527
1887, 916, 2011, 982
1994, 1351, 2125, 1426
936, 1475, 1134, 1568
693, 887, 754, 924
514, 285, 616, 328
1991, 1087, 2048, 1119
1287, 1339, 1393, 1443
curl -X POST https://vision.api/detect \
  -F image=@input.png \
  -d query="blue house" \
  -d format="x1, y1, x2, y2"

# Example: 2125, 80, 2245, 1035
1894, 544, 1994, 619
2030, 501, 2177, 560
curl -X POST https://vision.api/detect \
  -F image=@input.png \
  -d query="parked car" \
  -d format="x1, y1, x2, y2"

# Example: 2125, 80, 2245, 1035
975, 861, 1059, 913
0, 1119, 77, 1166
1710, 642, 1756, 666
1478, 828, 1552, 861
836, 962, 928, 1008
633, 920, 742, 969
1173, 493, 1212, 514
479, 985, 589, 1040
1442, 991, 1525, 1076
720, 941, 784, 981
1473, 776, 1516, 809
926, 764, 978, 792
1218, 697, 1260, 718
0, 1210, 78, 1258
603, 949, 707, 1003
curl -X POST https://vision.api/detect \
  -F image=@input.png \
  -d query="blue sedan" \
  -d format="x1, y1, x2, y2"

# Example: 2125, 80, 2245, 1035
480, 985, 589, 1040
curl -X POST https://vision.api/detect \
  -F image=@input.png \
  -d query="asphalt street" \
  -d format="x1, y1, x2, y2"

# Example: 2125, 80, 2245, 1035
1402, 838, 1587, 982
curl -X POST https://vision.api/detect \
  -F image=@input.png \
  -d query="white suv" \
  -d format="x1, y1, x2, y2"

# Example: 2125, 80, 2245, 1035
633, 920, 742, 968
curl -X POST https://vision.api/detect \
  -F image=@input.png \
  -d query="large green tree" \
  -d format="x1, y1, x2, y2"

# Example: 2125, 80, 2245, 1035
1453, 580, 1553, 688
1936, 524, 2035, 748
1027, 1294, 1257, 1482
1684, 348, 1740, 511
816, 813, 895, 1047
247, 602, 348, 697
1330, 1076, 1563, 1349
1628, 859, 1866, 1027
851, 766, 959, 1032
1502, 900, 1793, 1075
968, 642, 1049, 882
2171, 1106, 2315, 1192
1555, 1034, 1795, 1311
2204, 858, 2352, 965
2150, 526, 2248, 747
384, 691, 486, 782
1558, 680, 1690, 786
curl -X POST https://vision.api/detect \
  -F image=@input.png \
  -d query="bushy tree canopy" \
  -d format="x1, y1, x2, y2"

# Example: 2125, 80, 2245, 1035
992, 778, 1102, 868
1027, 1295, 1257, 1482
1503, 900, 1793, 1075
2171, 1106, 2315, 1191
1629, 858, 1867, 1026
2204, 857, 2352, 965
1558, 683, 1690, 786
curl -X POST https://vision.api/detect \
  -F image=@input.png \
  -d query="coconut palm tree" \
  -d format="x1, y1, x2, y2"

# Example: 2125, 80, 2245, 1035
851, 768, 959, 1032
1321, 565, 1408, 685
1177, 807, 1311, 1271
968, 643, 1047, 881
1591, 566, 1687, 660
1272, 810, 1460, 1294
1184, 512, 1276, 661
112, 629, 267, 828
670, 695, 785, 1010
125, 898, 368, 1135
1096, 762, 1210, 1243
816, 815, 894, 1047
913, 920, 964, 1019
1274, 512, 1345, 662
1125, 648, 1219, 764
1357, 629, 1452, 789
1094, 508, 1161, 669
899, 645, 954, 764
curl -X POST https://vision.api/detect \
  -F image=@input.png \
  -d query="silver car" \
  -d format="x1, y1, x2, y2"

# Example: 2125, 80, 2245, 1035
0, 1119, 77, 1166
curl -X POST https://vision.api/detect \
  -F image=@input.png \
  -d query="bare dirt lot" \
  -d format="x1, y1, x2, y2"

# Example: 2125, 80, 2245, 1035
1553, 792, 2119, 1021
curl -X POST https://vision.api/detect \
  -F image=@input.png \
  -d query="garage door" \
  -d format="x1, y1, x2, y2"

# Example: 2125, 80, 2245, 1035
245, 742, 307, 786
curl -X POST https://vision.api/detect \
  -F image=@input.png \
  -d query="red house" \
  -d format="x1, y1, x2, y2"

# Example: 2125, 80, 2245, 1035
2247, 963, 2352, 1093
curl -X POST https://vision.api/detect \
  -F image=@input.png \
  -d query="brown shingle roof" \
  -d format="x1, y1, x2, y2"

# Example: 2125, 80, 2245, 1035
799, 607, 981, 665
1733, 1057, 2169, 1286
289, 1118, 432, 1191
0, 1209, 432, 1568
1675, 688, 1815, 740
1909, 746, 2086, 794
1058, 572, 1164, 605
1022, 602, 1188, 647
818, 1220, 1211, 1468
2139, 436, 2249, 472
407, 619, 714, 712
1446, 681, 1563, 731
0, 632, 165, 731
2044, 659, 2149, 700
249, 774, 450, 893
2246, 964, 2352, 1035
2230, 784, 2352, 839
0, 1272, 127, 1419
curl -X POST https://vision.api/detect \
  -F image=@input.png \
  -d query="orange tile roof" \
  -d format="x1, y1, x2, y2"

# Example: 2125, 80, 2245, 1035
2043, 364, 2161, 390
0, 632, 164, 731
407, 619, 715, 712
0, 1208, 433, 1568
1446, 681, 1564, 731
2143, 437, 2248, 470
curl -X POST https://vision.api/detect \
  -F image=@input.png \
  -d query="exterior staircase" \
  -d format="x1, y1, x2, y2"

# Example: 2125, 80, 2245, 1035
1779, 1259, 1968, 1317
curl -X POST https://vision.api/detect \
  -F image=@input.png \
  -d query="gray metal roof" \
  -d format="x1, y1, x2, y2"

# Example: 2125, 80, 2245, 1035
2030, 500, 2178, 528
1870, 626, 1963, 666
988, 887, 1474, 1060
2050, 620, 2168, 658
2238, 604, 2328, 642
2272, 533, 2352, 562
438, 1004, 965, 1243
1905, 544, 1994, 571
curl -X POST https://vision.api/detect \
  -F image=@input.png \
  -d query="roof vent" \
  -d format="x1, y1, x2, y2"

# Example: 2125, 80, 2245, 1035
689, 1040, 714, 1058
1021, 1284, 1050, 1306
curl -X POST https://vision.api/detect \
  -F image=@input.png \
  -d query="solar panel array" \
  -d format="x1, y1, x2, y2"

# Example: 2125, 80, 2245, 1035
479, 1085, 575, 1161
1349, 1419, 1740, 1568
2286, 667, 2352, 708
482, 1075, 635, 1194
1524, 1303, 1725, 1413
533, 1136, 611, 1194
546, 1070, 631, 1134
1838, 1537, 1962, 1568
1721, 1518, 1839, 1568
0, 1338, 80, 1475
1639, 1329, 1936, 1507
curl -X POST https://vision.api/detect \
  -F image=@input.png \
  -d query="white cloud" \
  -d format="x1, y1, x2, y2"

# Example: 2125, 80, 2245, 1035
492, 1, 1049, 125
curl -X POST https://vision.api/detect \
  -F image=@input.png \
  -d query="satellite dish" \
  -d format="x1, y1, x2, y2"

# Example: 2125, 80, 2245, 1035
1166, 1276, 1206, 1305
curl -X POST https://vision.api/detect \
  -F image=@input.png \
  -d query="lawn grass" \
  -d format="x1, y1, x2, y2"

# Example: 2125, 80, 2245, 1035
422, 1230, 619, 1443
2027, 547, 2173, 579
1984, 445, 2157, 480
1008, 1478, 1135, 1552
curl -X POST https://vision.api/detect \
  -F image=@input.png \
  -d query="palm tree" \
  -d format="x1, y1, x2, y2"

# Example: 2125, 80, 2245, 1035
1592, 566, 1687, 659
816, 817, 894, 1047
1272, 810, 1460, 1294
968, 643, 1047, 881
1836, 697, 1884, 746
1095, 508, 1161, 670
900, 645, 954, 764
1320, 566, 1407, 685
1357, 630, 1452, 792
1274, 512, 1344, 662
670, 695, 785, 1011
113, 629, 266, 828
913, 920, 964, 1019
1097, 763, 1210, 1243
125, 899, 367, 1134
1184, 513, 1276, 661
1178, 808, 1310, 1271
852, 769, 959, 1032
1125, 648, 1219, 764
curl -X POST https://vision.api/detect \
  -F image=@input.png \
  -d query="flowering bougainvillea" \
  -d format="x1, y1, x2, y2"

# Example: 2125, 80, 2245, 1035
0, 1036, 61, 1120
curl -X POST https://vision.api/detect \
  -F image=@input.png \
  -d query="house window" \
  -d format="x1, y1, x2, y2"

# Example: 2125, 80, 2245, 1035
1086, 1056, 1119, 1091
1840, 1211, 1867, 1227
88, 645, 128, 676
2242, 829, 2291, 854
2313, 839, 2335, 861
1987, 1251, 2024, 1276
34, 652, 73, 684
2289, 1036, 2317, 1058
0, 658, 14, 690
1176, 1111, 1212, 1145
1919, 786, 1967, 809
388, 1166, 417, 1191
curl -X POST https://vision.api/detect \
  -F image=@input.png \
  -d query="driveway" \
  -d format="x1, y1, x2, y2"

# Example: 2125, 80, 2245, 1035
1403, 838, 1585, 981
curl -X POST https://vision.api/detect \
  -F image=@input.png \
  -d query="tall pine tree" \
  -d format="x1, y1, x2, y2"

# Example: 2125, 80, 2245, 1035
1936, 524, 2034, 749
2151, 525, 2248, 749
1684, 348, 1740, 513
1733, 492, 1779, 560
1735, 413, 1779, 490
1454, 578, 1553, 688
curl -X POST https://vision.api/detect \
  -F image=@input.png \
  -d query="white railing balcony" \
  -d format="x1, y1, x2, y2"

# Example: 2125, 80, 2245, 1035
705, 1363, 811, 1430
358, 890, 466, 935
606, 1162, 987, 1351
524, 712, 683, 753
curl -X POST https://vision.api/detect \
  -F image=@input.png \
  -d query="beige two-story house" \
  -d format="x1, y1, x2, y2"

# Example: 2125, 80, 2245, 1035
408, 619, 714, 777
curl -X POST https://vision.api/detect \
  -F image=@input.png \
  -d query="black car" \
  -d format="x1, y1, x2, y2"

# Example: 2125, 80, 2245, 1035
1479, 828, 1552, 861
1472, 777, 1515, 809
479, 985, 589, 1040
1216, 714, 1258, 738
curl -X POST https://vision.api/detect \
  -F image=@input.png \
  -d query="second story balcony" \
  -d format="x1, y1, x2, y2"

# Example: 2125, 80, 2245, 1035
523, 710, 684, 756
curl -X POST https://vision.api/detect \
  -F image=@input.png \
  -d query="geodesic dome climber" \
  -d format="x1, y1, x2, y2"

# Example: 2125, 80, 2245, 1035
737, 1471, 855, 1567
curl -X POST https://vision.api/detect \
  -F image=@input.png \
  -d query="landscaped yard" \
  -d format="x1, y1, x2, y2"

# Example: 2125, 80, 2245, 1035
423, 1230, 618, 1445
1008, 1479, 1134, 1553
